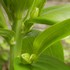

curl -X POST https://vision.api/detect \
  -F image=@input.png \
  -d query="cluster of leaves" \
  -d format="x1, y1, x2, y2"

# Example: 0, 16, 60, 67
0, 0, 70, 70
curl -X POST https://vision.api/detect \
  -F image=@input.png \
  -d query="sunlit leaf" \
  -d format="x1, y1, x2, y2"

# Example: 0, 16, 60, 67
26, 4, 70, 25
33, 19, 70, 55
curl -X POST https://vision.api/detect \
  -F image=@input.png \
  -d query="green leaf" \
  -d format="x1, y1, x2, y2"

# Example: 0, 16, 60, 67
0, 6, 8, 28
26, 4, 70, 25
14, 55, 70, 70
0, 28, 14, 40
32, 55, 70, 70
22, 30, 64, 61
2, 0, 46, 20
2, 0, 34, 19
40, 4, 70, 24
0, 0, 12, 21
24, 0, 46, 33
22, 30, 40, 54
43, 42, 64, 61
33, 19, 70, 55
14, 57, 30, 70
20, 30, 40, 64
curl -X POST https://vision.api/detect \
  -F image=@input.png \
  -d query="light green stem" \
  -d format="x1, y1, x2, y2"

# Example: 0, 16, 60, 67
10, 45, 14, 70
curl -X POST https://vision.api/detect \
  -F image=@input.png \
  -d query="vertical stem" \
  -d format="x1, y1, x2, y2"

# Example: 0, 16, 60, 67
15, 20, 22, 57
10, 45, 14, 70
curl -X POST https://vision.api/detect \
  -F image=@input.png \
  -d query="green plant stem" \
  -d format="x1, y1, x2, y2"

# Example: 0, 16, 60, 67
10, 45, 14, 70
15, 20, 22, 57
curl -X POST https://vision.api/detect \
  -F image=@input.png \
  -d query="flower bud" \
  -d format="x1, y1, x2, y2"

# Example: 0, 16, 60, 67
30, 7, 39, 18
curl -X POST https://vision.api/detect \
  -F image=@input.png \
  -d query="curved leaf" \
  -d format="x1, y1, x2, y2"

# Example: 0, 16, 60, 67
33, 19, 70, 55
2, 0, 46, 20
22, 30, 64, 62
27, 4, 70, 25
40, 4, 70, 24
32, 55, 70, 70
0, 28, 14, 40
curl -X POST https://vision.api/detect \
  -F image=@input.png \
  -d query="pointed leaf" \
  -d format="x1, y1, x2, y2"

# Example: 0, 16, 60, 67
33, 19, 70, 55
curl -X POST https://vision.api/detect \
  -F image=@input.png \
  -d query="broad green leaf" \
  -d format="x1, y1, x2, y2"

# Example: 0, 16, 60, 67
21, 30, 40, 64
43, 42, 64, 61
13, 55, 70, 70
26, 4, 70, 25
22, 30, 40, 54
30, 0, 46, 14
33, 19, 70, 55
32, 55, 70, 70
40, 4, 70, 24
22, 30, 64, 62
